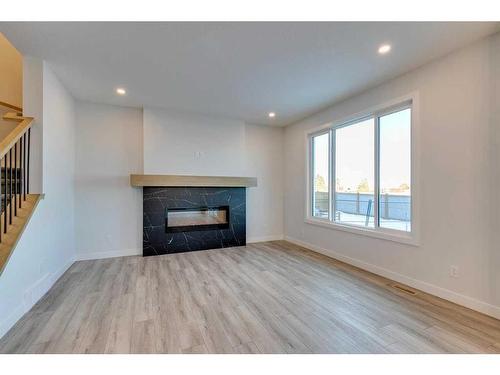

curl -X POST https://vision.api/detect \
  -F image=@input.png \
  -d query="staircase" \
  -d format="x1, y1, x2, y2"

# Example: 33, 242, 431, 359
1, 167, 22, 204
0, 104, 40, 274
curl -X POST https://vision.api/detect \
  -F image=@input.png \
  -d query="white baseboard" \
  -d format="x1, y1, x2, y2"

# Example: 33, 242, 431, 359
247, 234, 284, 243
76, 248, 141, 261
0, 257, 75, 339
77, 239, 288, 259
284, 236, 500, 320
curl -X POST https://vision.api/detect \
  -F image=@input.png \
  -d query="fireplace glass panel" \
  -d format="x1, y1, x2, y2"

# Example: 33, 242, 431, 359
165, 206, 230, 232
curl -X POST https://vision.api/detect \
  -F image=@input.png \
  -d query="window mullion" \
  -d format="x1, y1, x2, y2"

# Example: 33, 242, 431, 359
374, 116, 380, 228
330, 129, 335, 222
310, 136, 314, 217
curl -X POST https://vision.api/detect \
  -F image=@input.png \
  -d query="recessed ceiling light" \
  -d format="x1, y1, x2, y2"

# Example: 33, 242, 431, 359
268, 112, 276, 118
116, 87, 126, 95
378, 44, 392, 55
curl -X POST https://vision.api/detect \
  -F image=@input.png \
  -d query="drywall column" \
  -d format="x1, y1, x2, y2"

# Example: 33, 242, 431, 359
22, 57, 43, 194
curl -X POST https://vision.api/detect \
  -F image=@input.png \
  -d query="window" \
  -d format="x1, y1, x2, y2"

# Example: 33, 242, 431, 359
308, 102, 413, 238
335, 118, 375, 228
379, 108, 411, 232
312, 132, 330, 219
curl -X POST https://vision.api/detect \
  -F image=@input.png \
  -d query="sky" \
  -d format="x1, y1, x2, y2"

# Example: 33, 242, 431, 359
313, 108, 411, 194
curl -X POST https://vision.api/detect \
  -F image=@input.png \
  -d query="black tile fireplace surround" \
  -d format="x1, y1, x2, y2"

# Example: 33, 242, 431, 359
143, 187, 246, 256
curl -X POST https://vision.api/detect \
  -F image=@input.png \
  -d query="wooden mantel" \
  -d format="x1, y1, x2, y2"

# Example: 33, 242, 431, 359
130, 174, 257, 188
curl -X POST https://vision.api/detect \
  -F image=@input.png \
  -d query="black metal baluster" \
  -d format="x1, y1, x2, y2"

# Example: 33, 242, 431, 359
23, 133, 26, 201
9, 148, 12, 224
19, 137, 22, 209
4, 155, 7, 234
14, 143, 17, 216
27, 128, 31, 194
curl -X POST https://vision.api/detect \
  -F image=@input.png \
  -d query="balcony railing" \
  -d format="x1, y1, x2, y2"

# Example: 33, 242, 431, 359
313, 191, 411, 231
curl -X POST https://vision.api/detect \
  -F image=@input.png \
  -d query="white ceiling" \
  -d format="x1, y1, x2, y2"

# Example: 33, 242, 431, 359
1, 22, 499, 126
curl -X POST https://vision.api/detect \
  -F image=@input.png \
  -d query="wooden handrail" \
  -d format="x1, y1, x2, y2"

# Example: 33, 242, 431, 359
0, 100, 22, 113
0, 112, 34, 159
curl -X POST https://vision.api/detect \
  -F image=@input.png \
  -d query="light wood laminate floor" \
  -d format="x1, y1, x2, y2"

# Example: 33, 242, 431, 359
1, 241, 499, 354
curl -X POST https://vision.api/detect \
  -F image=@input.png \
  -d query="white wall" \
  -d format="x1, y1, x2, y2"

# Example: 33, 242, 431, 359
23, 57, 43, 193
489, 33, 500, 312
284, 33, 500, 318
245, 124, 284, 242
143, 107, 246, 176
0, 63, 76, 338
75, 102, 143, 260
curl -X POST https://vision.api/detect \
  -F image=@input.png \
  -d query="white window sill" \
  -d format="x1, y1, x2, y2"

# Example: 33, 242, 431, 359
304, 217, 419, 246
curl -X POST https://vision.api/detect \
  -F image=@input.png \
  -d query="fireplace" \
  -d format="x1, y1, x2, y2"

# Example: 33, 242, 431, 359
165, 206, 230, 233
143, 187, 246, 256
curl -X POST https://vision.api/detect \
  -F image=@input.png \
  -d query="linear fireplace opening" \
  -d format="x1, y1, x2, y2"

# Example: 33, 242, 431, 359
165, 206, 230, 233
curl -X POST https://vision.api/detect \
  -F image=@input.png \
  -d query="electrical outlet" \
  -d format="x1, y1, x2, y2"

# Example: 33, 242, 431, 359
449, 265, 459, 278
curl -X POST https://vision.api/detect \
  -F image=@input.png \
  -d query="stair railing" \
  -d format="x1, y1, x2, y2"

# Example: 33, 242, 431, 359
0, 112, 34, 243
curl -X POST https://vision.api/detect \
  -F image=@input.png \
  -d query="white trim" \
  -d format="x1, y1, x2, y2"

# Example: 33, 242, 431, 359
409, 92, 421, 245
305, 92, 417, 136
304, 92, 420, 245
329, 129, 335, 221
374, 115, 380, 228
76, 238, 288, 259
304, 217, 418, 246
305, 133, 312, 219
0, 257, 75, 339
284, 236, 500, 320
247, 234, 284, 243
76, 248, 141, 261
